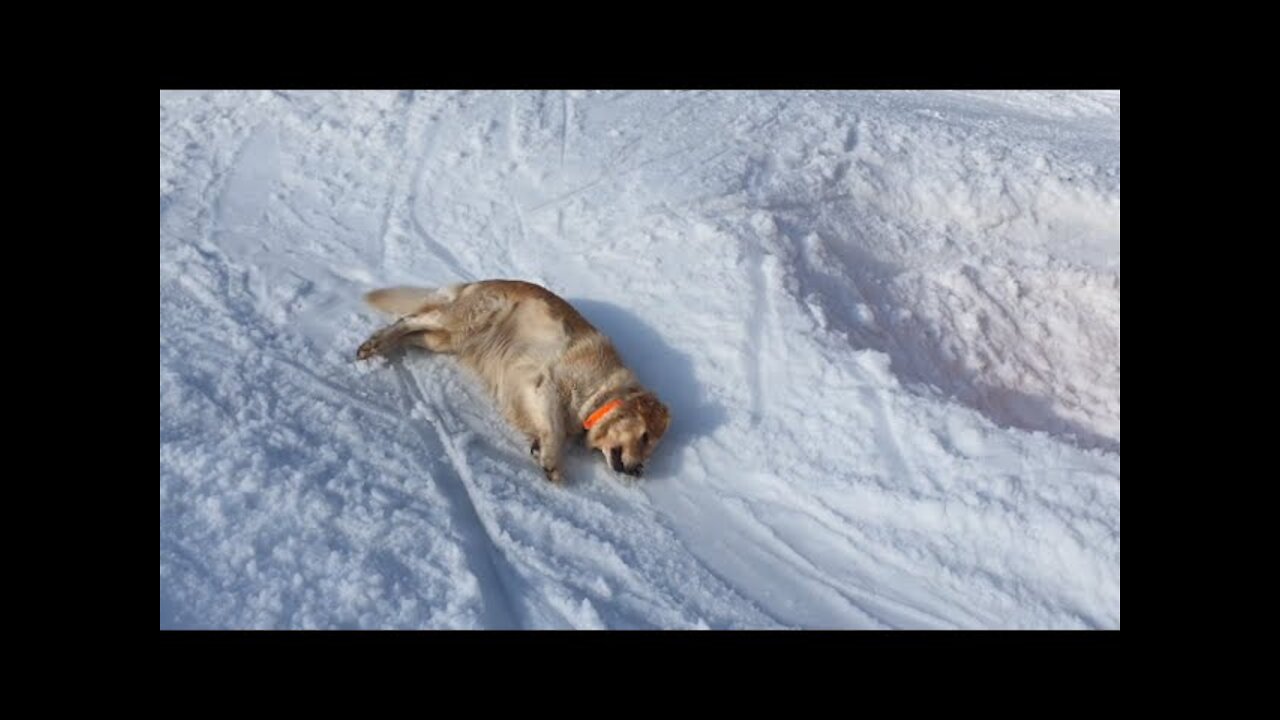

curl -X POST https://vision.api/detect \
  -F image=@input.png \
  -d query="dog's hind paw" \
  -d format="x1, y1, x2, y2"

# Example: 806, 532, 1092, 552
356, 339, 381, 361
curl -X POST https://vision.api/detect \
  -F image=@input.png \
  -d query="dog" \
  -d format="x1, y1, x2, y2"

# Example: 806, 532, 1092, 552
356, 280, 670, 485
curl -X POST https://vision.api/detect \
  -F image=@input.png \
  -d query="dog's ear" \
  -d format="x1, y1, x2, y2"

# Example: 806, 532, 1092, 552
635, 393, 671, 439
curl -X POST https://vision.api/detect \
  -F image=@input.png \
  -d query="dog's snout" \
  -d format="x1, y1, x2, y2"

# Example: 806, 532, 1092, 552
607, 447, 643, 477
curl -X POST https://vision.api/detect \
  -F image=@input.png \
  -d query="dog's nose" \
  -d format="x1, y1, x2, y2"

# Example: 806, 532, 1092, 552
623, 463, 644, 477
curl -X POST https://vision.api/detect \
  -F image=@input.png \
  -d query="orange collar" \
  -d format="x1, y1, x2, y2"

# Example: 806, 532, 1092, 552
583, 398, 623, 430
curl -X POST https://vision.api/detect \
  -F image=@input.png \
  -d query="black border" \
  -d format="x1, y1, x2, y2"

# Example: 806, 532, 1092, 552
158, 630, 1122, 681
160, 22, 1121, 90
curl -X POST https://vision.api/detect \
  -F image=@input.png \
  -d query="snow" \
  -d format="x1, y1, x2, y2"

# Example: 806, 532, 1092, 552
160, 90, 1120, 629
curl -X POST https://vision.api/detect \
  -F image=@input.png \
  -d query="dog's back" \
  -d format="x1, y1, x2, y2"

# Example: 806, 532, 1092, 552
364, 280, 629, 399
366, 280, 598, 356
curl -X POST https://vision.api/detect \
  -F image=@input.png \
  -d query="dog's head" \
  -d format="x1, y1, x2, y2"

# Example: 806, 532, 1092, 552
585, 391, 671, 477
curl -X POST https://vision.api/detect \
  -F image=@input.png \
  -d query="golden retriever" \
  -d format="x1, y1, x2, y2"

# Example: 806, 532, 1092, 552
357, 280, 670, 484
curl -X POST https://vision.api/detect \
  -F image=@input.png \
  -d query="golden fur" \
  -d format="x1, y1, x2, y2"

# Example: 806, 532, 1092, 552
357, 280, 670, 484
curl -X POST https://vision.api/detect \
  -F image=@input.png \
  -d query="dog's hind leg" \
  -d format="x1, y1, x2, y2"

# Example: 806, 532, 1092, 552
401, 329, 456, 354
358, 284, 473, 360
356, 309, 448, 360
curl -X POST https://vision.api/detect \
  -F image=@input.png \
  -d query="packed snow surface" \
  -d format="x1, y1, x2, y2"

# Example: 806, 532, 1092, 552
160, 90, 1120, 629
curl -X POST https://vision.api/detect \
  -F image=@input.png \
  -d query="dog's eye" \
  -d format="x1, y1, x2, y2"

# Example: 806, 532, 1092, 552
641, 432, 649, 445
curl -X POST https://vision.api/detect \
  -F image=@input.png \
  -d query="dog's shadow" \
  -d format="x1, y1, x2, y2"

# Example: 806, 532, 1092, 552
569, 298, 727, 476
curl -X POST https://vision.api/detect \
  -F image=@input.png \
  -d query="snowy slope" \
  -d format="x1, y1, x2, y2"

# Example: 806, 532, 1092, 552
160, 90, 1120, 629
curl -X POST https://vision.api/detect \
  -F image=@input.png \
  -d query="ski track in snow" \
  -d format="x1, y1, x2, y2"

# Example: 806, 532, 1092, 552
161, 90, 1120, 629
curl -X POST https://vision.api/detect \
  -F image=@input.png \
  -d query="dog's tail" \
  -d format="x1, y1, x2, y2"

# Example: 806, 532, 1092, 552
364, 286, 442, 316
